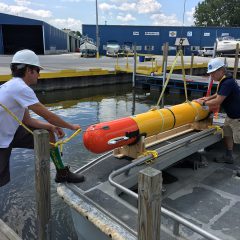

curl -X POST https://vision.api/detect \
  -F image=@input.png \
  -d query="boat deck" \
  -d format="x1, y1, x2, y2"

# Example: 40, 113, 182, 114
58, 128, 240, 240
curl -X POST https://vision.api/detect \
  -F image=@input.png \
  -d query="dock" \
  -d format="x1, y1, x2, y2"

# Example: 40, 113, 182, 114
0, 54, 239, 93
135, 73, 240, 94
0, 219, 22, 240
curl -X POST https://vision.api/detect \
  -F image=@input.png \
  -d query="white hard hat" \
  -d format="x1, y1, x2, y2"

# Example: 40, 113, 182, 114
207, 58, 225, 74
11, 49, 43, 69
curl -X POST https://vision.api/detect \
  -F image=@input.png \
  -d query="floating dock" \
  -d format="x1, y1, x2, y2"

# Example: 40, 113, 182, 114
135, 73, 240, 95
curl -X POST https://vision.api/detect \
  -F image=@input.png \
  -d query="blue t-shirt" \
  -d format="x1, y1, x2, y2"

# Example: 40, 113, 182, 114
218, 76, 240, 118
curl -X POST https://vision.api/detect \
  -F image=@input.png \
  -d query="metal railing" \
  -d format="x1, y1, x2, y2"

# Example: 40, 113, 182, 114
108, 129, 222, 240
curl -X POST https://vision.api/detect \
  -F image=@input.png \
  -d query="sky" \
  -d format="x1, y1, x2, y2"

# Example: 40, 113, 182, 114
0, 0, 203, 32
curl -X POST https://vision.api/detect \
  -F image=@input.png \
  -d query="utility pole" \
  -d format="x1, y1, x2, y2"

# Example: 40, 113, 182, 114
96, 0, 99, 59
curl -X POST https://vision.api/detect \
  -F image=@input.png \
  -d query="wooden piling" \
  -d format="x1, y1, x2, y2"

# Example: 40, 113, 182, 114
190, 53, 194, 76
132, 44, 137, 88
233, 43, 239, 80
161, 42, 169, 108
138, 167, 162, 240
34, 130, 51, 240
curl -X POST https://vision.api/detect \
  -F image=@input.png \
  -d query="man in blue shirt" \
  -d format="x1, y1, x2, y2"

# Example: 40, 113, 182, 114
197, 58, 240, 163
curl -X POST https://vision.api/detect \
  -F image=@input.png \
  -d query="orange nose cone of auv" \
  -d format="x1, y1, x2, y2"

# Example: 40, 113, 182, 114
83, 117, 139, 153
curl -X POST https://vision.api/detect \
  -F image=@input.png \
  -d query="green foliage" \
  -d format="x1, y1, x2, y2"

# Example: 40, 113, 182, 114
194, 0, 240, 26
75, 31, 82, 37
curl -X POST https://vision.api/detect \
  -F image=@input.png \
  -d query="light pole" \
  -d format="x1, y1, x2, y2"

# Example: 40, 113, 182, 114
96, 0, 99, 59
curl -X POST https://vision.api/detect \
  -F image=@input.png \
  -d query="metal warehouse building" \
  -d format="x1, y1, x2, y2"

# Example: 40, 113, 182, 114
0, 13, 80, 55
82, 24, 240, 56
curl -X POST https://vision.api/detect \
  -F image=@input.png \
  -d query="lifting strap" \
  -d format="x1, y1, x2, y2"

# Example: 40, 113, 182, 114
0, 102, 81, 154
155, 49, 190, 106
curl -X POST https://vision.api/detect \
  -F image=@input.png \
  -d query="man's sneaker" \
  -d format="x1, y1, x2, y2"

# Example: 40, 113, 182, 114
55, 166, 85, 183
214, 155, 234, 164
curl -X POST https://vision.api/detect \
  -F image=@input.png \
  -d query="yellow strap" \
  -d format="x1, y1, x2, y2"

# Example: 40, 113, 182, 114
156, 49, 189, 107
0, 103, 34, 135
54, 128, 81, 155
0, 102, 81, 151
208, 125, 224, 138
216, 75, 226, 93
187, 100, 201, 121
149, 107, 165, 132
179, 50, 189, 102
140, 150, 159, 165
156, 51, 181, 107
213, 75, 226, 119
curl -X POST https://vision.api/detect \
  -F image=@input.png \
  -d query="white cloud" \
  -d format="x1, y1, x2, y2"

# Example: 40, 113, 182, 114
100, 0, 161, 14
150, 13, 181, 26
99, 3, 117, 11
117, 13, 136, 22
136, 0, 161, 14
185, 7, 195, 25
14, 0, 31, 6
0, 3, 52, 18
118, 3, 136, 11
60, 0, 81, 2
50, 18, 82, 31
0, 2, 82, 31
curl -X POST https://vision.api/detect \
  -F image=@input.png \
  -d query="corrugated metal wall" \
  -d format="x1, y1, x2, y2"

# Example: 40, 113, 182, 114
82, 24, 240, 56
43, 23, 68, 54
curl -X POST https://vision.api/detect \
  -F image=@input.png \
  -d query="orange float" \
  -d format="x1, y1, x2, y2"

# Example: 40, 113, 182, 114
83, 117, 139, 153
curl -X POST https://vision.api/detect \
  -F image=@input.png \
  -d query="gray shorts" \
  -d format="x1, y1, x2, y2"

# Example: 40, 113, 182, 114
0, 126, 35, 187
223, 117, 240, 144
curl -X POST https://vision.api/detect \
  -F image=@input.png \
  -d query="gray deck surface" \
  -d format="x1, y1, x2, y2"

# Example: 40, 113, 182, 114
162, 141, 240, 240
69, 134, 240, 239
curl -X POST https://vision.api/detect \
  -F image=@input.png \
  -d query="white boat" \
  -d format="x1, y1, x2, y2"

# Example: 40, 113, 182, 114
216, 36, 240, 55
106, 41, 121, 57
79, 37, 97, 57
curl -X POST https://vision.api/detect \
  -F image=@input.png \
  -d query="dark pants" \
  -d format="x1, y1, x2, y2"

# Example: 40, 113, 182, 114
0, 126, 34, 187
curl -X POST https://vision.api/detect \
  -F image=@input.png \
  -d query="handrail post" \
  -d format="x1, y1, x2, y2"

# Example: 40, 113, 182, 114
138, 167, 162, 240
34, 130, 51, 240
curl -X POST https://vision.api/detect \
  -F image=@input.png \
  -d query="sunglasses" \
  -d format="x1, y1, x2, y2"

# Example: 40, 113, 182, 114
34, 67, 40, 73
29, 67, 40, 73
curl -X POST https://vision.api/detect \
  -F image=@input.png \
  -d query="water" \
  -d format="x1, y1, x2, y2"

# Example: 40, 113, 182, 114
0, 84, 188, 239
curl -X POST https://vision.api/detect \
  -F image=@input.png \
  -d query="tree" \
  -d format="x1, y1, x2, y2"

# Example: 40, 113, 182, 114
194, 0, 240, 27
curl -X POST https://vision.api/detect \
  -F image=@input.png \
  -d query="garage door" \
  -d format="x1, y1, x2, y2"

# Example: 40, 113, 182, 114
2, 24, 44, 54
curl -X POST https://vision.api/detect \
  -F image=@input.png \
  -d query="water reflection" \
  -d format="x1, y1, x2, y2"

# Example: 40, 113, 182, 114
0, 83, 188, 239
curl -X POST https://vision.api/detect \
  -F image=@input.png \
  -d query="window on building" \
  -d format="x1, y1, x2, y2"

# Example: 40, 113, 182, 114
144, 45, 154, 51
133, 31, 139, 36
191, 46, 200, 51
136, 46, 142, 51
162, 46, 176, 51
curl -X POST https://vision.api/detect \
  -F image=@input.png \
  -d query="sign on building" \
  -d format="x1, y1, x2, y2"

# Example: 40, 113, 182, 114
144, 32, 160, 36
204, 32, 210, 37
169, 31, 177, 37
133, 31, 139, 36
187, 31, 192, 37
222, 33, 229, 36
